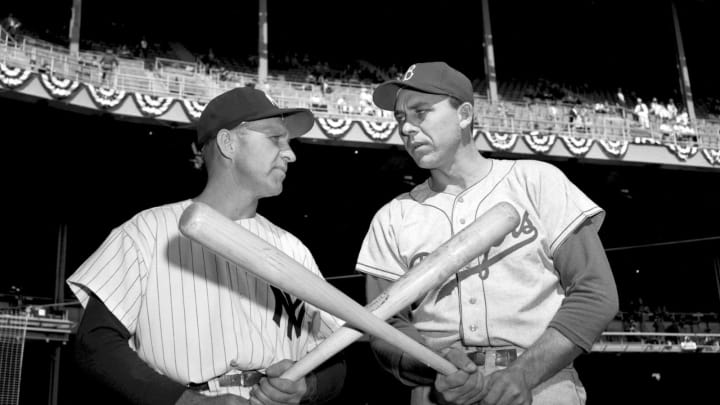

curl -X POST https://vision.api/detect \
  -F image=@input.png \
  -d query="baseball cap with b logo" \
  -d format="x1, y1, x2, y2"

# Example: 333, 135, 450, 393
372, 62, 474, 111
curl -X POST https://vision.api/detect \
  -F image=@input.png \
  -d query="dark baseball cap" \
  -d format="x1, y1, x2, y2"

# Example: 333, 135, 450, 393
373, 62, 474, 111
197, 87, 314, 145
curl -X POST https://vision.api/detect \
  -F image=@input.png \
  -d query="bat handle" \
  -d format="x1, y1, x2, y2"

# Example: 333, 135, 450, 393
282, 327, 363, 381
282, 327, 457, 381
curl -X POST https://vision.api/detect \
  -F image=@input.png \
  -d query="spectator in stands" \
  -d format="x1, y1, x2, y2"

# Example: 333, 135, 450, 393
359, 87, 374, 115
615, 88, 626, 117
569, 103, 580, 128
202, 47, 217, 74
548, 101, 558, 122
634, 98, 650, 129
138, 36, 148, 59
99, 49, 119, 86
1, 13, 21, 36
666, 98, 678, 119
118, 44, 132, 58
616, 88, 626, 106
594, 101, 608, 114
335, 96, 349, 115
665, 317, 681, 344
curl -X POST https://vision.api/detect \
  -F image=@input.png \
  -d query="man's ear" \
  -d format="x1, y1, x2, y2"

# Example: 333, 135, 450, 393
458, 102, 474, 129
215, 129, 235, 158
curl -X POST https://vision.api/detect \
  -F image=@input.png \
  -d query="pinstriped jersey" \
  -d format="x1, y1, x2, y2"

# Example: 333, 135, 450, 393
356, 159, 604, 351
68, 199, 342, 385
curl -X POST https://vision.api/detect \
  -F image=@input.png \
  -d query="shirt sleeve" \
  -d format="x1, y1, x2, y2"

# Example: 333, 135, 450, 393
356, 203, 407, 281
67, 225, 146, 334
548, 216, 619, 352
529, 161, 605, 256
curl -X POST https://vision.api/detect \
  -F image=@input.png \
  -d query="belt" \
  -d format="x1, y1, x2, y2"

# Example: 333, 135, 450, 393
467, 348, 518, 367
187, 370, 265, 391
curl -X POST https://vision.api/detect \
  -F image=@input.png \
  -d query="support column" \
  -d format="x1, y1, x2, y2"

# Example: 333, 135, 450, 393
258, 0, 268, 86
671, 0, 696, 124
481, 0, 498, 104
69, 0, 82, 56
48, 223, 67, 405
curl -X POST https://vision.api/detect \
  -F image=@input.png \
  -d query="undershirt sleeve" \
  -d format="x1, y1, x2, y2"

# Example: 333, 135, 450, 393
75, 294, 187, 405
365, 275, 436, 387
548, 216, 619, 352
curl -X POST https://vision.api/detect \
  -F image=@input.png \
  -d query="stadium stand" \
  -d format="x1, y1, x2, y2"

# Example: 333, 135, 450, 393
1, 23, 719, 149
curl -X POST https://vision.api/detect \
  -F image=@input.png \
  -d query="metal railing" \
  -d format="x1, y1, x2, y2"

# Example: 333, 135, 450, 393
1, 35, 719, 150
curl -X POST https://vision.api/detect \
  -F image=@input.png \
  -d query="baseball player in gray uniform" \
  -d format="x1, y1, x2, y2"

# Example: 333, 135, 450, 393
355, 62, 618, 405
68, 88, 345, 405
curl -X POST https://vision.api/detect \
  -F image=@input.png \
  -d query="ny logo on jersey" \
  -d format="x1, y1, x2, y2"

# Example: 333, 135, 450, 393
271, 286, 306, 339
435, 210, 538, 302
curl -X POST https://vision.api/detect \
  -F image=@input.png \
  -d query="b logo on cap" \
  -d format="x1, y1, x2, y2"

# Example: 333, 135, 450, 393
403, 64, 416, 81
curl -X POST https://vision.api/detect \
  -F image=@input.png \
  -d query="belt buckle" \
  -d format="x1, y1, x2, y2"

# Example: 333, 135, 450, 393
494, 348, 518, 367
468, 348, 518, 367
236, 370, 264, 387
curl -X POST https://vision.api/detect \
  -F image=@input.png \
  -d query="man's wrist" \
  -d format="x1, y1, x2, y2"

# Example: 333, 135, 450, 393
300, 372, 317, 404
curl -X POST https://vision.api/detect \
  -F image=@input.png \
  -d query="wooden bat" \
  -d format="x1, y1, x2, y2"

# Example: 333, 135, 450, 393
179, 202, 458, 375
281, 201, 521, 380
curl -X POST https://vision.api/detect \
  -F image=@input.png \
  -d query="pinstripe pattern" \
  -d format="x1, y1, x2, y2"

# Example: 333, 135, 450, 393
68, 199, 342, 386
356, 159, 603, 351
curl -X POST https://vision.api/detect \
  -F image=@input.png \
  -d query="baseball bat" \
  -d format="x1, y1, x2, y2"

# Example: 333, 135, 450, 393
179, 202, 458, 375
281, 201, 521, 380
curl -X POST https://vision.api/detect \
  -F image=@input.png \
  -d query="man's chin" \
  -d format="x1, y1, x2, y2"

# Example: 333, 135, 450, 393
413, 156, 437, 170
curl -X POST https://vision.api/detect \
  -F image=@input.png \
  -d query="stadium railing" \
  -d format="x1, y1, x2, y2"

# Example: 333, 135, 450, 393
593, 331, 720, 353
1, 35, 719, 149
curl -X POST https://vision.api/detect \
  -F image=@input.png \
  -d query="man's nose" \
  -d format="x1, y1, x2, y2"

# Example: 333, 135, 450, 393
280, 142, 296, 163
401, 121, 419, 138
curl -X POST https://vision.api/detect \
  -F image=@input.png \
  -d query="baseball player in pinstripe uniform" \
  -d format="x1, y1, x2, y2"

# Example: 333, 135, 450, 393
355, 62, 618, 405
68, 88, 345, 405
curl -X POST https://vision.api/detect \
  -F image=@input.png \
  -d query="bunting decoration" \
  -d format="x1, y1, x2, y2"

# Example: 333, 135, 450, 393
358, 120, 397, 141
0, 63, 32, 89
133, 93, 174, 117
597, 139, 629, 158
665, 142, 698, 161
0, 66, 717, 167
560, 135, 594, 156
701, 148, 720, 165
39, 72, 81, 99
481, 130, 519, 151
181, 98, 206, 119
316, 117, 353, 139
523, 133, 557, 154
86, 84, 127, 109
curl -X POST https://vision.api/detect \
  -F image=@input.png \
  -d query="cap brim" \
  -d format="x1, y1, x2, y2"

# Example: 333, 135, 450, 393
373, 80, 405, 111
246, 108, 315, 138
373, 80, 449, 111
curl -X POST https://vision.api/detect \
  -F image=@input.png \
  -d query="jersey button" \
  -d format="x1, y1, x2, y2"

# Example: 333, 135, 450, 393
458, 197, 464, 203
469, 325, 478, 332
459, 218, 466, 225
469, 298, 477, 304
